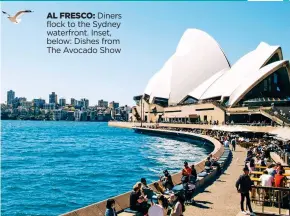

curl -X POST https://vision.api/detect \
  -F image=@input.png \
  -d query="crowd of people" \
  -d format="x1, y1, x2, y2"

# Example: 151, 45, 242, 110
104, 126, 289, 216
235, 140, 290, 216
105, 153, 224, 216
125, 160, 200, 216
105, 175, 186, 216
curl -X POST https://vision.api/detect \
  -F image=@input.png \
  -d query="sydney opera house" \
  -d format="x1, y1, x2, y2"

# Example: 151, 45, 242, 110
130, 29, 290, 125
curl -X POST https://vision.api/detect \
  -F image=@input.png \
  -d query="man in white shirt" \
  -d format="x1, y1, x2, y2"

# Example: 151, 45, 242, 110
259, 170, 273, 187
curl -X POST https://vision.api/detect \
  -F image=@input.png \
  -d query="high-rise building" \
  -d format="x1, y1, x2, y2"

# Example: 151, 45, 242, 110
109, 101, 119, 109
71, 98, 77, 106
98, 99, 108, 108
7, 90, 15, 105
77, 100, 84, 107
59, 98, 66, 107
49, 92, 57, 104
81, 98, 89, 108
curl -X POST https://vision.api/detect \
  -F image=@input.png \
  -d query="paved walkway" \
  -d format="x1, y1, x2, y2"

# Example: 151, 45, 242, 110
184, 145, 247, 216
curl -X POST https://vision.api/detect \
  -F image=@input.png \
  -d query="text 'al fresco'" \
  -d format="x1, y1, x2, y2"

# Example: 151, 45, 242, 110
46, 12, 122, 55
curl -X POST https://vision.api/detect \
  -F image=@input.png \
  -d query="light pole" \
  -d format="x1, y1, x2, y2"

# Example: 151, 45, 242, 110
143, 102, 145, 125
140, 98, 143, 127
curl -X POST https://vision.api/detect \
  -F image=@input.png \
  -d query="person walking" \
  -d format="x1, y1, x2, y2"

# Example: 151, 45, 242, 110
231, 137, 236, 151
235, 167, 256, 216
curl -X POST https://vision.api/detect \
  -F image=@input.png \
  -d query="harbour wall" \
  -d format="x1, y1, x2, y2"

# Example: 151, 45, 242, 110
60, 127, 225, 216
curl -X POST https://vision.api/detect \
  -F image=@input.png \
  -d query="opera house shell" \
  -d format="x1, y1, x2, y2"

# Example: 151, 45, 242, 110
142, 28, 290, 108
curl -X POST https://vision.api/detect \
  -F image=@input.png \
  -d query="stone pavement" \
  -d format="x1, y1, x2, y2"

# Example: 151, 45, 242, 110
184, 145, 247, 216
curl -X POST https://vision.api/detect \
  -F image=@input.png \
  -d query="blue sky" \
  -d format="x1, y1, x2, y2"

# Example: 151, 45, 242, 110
1, 2, 289, 106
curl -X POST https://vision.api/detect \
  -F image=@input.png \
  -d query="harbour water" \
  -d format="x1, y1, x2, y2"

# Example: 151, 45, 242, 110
1, 121, 212, 216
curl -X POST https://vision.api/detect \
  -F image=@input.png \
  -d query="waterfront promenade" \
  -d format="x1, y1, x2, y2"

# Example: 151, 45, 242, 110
108, 121, 290, 141
108, 122, 290, 215
61, 122, 290, 216
183, 145, 246, 216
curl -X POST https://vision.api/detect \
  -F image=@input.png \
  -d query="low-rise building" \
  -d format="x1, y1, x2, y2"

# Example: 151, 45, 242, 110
43, 103, 55, 110
109, 101, 119, 109
98, 100, 108, 108
53, 109, 67, 121
33, 99, 46, 108
21, 101, 32, 109
67, 111, 75, 121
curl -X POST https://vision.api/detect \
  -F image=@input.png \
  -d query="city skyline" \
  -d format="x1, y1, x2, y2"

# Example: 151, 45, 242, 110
1, 2, 290, 106
4, 89, 123, 107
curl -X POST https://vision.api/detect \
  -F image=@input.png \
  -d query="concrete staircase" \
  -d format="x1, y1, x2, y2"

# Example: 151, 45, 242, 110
212, 101, 227, 112
260, 109, 290, 126
132, 107, 141, 121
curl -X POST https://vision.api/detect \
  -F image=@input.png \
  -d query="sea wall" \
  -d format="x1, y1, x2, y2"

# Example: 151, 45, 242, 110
60, 128, 224, 216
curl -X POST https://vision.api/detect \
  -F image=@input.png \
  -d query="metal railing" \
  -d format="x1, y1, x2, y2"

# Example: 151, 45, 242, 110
251, 186, 290, 215
263, 109, 290, 125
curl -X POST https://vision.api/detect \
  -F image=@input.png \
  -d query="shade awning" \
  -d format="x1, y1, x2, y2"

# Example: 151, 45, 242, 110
189, 114, 199, 118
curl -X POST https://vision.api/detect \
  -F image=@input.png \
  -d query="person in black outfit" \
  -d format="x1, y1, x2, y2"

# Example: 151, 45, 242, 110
182, 176, 195, 205
161, 170, 174, 190
130, 183, 148, 214
235, 167, 256, 215
190, 165, 197, 181
205, 157, 212, 173
209, 154, 222, 174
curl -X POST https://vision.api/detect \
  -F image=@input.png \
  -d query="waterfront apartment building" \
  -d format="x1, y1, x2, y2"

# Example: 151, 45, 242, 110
74, 110, 88, 121
21, 101, 32, 109
49, 92, 58, 104
98, 99, 108, 108
11, 97, 27, 108
131, 29, 290, 125
53, 109, 67, 121
33, 99, 46, 108
59, 98, 66, 107
67, 111, 75, 121
17, 97, 27, 103
7, 90, 15, 105
109, 101, 119, 109
43, 103, 56, 110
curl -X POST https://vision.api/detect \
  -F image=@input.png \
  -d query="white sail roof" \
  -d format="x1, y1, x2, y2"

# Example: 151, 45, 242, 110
186, 68, 228, 100
200, 42, 281, 100
142, 31, 286, 108
144, 28, 230, 104
168, 29, 230, 105
228, 60, 288, 106
149, 58, 173, 103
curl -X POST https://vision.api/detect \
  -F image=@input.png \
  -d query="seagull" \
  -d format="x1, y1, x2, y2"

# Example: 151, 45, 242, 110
2, 10, 33, 24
